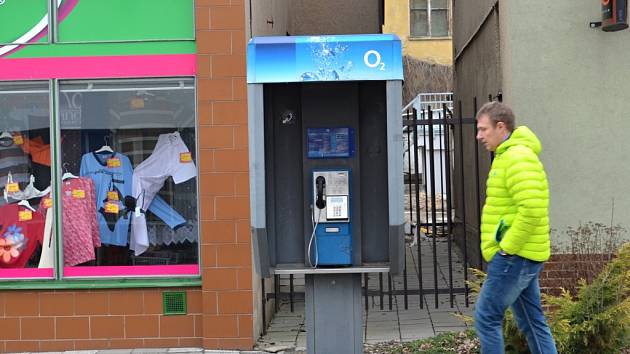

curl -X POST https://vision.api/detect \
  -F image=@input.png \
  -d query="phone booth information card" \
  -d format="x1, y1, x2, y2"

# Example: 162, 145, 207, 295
307, 127, 354, 158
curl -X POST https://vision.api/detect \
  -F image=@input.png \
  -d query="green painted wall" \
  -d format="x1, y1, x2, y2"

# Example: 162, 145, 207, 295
0, 0, 48, 44
58, 0, 193, 42
0, 0, 194, 59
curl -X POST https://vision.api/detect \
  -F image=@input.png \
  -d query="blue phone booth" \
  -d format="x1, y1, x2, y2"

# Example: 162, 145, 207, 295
247, 34, 404, 354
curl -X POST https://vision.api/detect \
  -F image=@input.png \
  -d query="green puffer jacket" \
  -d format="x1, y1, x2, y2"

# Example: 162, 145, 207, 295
480, 126, 550, 262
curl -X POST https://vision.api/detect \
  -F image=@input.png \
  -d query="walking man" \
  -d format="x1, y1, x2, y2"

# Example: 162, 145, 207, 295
474, 101, 557, 354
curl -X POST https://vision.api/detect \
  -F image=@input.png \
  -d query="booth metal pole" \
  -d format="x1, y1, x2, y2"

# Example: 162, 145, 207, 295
305, 273, 363, 354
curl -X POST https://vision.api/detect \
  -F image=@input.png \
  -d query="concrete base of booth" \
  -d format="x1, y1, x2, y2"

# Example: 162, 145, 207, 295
305, 273, 363, 354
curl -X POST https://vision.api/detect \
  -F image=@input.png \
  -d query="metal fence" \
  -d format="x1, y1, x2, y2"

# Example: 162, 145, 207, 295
398, 103, 467, 310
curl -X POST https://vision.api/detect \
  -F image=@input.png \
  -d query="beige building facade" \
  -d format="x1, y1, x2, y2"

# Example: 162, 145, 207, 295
383, 0, 453, 65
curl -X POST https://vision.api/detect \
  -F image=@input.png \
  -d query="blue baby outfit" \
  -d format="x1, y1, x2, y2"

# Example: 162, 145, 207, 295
80, 151, 185, 246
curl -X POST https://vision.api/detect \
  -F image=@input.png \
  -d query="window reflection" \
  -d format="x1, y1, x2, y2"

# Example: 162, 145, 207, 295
59, 79, 198, 271
0, 82, 53, 277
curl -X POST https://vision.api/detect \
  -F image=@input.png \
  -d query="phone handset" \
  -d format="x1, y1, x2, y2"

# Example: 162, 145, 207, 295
309, 176, 326, 268
315, 176, 326, 210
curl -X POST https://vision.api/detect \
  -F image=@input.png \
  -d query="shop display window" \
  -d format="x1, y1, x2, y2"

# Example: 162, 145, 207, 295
1, 0, 200, 281
0, 81, 54, 279
0, 78, 199, 280
58, 78, 199, 277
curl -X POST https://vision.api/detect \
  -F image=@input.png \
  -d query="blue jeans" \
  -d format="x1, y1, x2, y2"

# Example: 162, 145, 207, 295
474, 254, 557, 354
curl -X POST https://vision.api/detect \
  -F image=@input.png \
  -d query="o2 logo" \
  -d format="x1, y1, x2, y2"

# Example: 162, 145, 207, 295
364, 50, 386, 71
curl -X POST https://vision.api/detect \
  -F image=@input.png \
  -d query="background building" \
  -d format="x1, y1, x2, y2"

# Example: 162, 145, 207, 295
383, 0, 452, 65
452, 0, 630, 267
245, 0, 382, 37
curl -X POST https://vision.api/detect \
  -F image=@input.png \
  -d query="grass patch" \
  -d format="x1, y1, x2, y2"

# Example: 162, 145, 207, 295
388, 329, 479, 354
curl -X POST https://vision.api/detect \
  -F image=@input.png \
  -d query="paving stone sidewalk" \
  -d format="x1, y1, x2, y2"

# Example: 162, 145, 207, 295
255, 238, 475, 353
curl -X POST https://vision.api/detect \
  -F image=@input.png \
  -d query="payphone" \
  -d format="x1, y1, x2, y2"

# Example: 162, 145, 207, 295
309, 169, 351, 266
306, 127, 354, 267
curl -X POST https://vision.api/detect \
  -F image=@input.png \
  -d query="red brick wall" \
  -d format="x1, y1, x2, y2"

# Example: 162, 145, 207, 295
540, 254, 612, 296
0, 288, 202, 353
0, 1, 252, 352
196, 0, 253, 350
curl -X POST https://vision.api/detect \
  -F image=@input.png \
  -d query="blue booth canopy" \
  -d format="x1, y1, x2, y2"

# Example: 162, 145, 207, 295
247, 34, 403, 84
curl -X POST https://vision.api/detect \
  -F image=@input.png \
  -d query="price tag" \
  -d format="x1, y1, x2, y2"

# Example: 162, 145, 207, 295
180, 152, 192, 163
130, 97, 145, 109
107, 158, 121, 168
104, 202, 119, 214
42, 197, 53, 208
72, 189, 85, 199
6, 183, 19, 193
107, 191, 119, 201
18, 210, 32, 221
13, 134, 24, 145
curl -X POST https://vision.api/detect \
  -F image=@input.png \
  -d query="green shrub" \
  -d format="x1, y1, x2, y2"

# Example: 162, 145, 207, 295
468, 242, 630, 354
542, 242, 630, 354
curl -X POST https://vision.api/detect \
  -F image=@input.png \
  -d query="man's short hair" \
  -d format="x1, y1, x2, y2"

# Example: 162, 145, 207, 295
476, 101, 515, 132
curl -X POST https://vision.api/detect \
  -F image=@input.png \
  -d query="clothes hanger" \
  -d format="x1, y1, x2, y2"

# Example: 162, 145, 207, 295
17, 199, 36, 212
0, 120, 13, 140
136, 90, 155, 98
94, 135, 113, 153
3, 171, 16, 202
61, 162, 78, 180
0, 130, 12, 140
